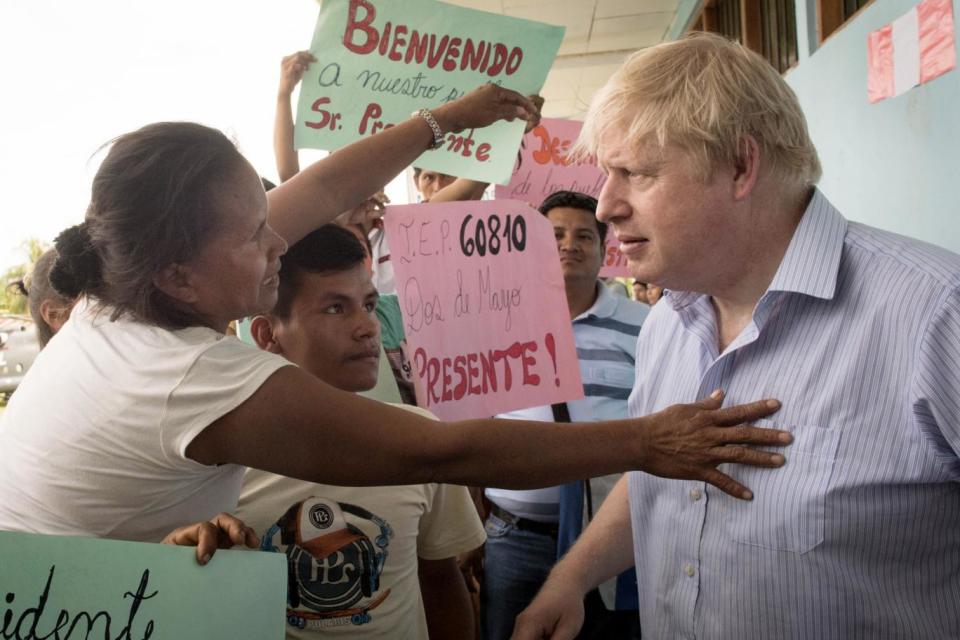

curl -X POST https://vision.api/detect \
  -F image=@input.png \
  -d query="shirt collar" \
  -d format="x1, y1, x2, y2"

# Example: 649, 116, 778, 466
766, 189, 847, 300
665, 189, 847, 313
574, 281, 618, 322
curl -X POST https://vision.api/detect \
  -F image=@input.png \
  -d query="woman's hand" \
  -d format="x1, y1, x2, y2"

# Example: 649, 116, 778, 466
637, 390, 791, 499
432, 84, 538, 134
525, 95, 545, 133
161, 512, 259, 565
334, 191, 389, 232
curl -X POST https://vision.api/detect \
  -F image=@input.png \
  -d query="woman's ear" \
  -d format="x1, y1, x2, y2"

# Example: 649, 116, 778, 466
153, 263, 200, 304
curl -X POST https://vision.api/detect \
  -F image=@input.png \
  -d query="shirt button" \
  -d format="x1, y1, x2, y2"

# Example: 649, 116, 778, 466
689, 488, 702, 501
683, 563, 696, 577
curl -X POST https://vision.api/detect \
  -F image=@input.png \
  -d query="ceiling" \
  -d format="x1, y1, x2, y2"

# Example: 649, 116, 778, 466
444, 0, 694, 118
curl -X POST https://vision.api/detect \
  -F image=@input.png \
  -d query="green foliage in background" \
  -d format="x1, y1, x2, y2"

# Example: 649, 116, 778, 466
0, 238, 47, 314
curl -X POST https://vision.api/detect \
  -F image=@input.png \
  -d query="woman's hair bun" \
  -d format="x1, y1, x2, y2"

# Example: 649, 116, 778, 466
50, 223, 102, 299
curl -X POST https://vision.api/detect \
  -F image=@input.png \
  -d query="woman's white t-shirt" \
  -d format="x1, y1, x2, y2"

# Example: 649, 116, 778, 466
0, 298, 289, 542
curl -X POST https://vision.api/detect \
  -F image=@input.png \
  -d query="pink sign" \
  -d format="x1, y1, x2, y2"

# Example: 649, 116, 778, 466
494, 117, 629, 277
601, 235, 630, 277
384, 199, 584, 420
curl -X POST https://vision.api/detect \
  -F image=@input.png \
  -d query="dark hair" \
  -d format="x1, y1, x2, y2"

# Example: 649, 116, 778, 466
538, 190, 607, 243
273, 224, 367, 319
19, 249, 74, 348
49, 122, 246, 329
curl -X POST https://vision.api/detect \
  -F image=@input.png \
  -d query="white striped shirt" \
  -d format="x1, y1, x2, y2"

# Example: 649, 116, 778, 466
627, 190, 960, 639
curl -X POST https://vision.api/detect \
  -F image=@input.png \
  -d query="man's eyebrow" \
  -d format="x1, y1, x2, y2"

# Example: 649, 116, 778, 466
308, 292, 351, 306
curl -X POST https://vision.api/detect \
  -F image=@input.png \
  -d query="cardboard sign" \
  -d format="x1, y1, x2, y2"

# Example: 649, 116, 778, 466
495, 118, 630, 277
295, 0, 565, 184
0, 531, 286, 639
384, 200, 583, 420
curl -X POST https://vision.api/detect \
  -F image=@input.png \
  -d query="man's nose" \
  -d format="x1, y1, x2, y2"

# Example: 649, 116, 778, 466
354, 312, 379, 340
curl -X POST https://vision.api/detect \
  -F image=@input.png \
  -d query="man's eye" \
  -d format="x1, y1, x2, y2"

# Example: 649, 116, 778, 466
322, 304, 343, 314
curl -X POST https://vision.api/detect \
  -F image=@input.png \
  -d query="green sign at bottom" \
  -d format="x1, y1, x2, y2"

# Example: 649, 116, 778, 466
0, 530, 285, 639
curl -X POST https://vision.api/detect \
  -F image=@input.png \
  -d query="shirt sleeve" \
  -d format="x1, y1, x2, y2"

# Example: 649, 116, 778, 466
161, 337, 293, 466
912, 284, 960, 465
417, 482, 487, 560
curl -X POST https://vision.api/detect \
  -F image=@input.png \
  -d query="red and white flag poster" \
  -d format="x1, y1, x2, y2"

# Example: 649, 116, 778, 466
867, 0, 956, 103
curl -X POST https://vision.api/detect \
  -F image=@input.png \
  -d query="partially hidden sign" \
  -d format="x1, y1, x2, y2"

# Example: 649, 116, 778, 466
384, 200, 583, 420
494, 117, 630, 277
0, 531, 285, 639
295, 0, 565, 185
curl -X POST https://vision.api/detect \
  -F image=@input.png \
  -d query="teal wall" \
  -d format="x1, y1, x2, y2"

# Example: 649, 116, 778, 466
785, 0, 960, 254
671, 0, 960, 253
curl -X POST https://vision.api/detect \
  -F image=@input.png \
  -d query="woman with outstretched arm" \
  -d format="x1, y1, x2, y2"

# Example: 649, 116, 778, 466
0, 85, 791, 544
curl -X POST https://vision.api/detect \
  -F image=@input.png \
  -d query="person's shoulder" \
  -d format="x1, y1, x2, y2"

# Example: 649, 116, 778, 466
610, 294, 651, 325
846, 223, 960, 292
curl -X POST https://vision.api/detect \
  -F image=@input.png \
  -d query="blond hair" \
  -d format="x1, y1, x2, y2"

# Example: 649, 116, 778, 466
577, 33, 821, 189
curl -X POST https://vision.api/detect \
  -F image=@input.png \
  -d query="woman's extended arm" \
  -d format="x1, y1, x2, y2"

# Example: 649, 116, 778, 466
187, 366, 791, 500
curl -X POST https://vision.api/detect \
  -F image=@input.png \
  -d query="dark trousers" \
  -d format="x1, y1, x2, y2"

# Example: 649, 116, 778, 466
576, 589, 641, 640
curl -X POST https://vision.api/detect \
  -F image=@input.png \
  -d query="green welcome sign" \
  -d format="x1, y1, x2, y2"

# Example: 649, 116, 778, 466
0, 531, 285, 639
295, 0, 565, 184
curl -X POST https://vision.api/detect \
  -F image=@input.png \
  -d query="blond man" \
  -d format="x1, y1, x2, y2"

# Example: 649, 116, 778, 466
514, 33, 960, 639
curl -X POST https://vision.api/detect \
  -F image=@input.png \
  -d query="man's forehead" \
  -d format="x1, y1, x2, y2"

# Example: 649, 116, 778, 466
297, 268, 375, 299
547, 207, 599, 230
598, 131, 666, 165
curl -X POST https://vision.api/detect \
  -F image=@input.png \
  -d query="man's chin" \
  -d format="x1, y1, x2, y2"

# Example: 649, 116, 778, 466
336, 363, 380, 393
626, 258, 655, 282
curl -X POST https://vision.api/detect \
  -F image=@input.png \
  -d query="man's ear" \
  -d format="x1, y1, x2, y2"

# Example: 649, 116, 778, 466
250, 315, 284, 354
153, 263, 199, 305
732, 134, 761, 201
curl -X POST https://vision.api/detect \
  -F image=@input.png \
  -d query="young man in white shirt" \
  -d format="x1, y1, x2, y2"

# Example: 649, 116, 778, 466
237, 224, 485, 639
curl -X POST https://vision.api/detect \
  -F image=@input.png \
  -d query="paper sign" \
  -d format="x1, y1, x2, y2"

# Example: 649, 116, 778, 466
601, 235, 631, 277
0, 530, 286, 639
494, 118, 606, 204
295, 0, 565, 184
495, 118, 630, 276
867, 0, 956, 103
384, 200, 583, 420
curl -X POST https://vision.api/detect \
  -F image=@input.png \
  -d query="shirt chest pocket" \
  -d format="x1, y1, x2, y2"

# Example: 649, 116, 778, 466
725, 422, 841, 554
